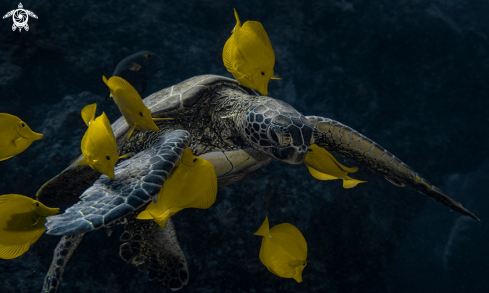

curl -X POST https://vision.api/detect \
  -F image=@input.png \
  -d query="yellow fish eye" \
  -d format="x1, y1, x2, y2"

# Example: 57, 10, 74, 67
106, 155, 111, 160
19, 122, 25, 127
144, 54, 153, 59
261, 72, 265, 76
139, 112, 144, 117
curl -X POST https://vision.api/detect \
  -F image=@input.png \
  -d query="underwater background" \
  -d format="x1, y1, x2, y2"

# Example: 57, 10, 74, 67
1, 0, 488, 292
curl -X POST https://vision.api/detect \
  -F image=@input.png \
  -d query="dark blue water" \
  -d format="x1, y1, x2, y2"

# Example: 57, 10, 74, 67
0, 0, 488, 292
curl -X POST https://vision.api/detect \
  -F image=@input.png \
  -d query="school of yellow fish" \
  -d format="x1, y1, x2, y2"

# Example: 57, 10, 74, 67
0, 8, 369, 283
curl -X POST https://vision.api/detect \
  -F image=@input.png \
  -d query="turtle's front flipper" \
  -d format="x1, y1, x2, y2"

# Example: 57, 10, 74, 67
42, 233, 85, 293
306, 116, 478, 220
45, 129, 191, 236
120, 215, 189, 290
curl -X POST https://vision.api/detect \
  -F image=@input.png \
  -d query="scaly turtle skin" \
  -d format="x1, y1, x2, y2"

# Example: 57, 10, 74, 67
38, 75, 477, 293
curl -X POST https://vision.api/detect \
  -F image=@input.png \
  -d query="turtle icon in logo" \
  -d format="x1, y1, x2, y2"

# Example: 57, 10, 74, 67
2, 3, 38, 32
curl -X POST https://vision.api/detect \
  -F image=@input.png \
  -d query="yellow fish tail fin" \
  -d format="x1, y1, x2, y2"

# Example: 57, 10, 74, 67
149, 210, 171, 229
254, 216, 270, 236
0, 243, 30, 259
81, 104, 97, 126
342, 178, 367, 189
271, 75, 282, 80
136, 210, 153, 220
102, 75, 109, 85
233, 8, 241, 29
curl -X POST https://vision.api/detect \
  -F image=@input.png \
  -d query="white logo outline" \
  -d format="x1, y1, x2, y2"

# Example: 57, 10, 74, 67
2, 3, 38, 32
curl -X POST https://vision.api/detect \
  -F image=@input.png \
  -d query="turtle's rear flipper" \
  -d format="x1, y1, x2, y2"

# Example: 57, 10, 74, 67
45, 129, 191, 236
120, 215, 189, 290
306, 115, 479, 221
42, 233, 85, 293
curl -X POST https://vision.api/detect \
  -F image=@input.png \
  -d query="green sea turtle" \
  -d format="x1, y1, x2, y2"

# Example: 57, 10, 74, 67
37, 75, 478, 293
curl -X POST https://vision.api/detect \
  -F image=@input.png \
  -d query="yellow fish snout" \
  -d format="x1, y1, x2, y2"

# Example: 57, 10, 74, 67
30, 131, 43, 141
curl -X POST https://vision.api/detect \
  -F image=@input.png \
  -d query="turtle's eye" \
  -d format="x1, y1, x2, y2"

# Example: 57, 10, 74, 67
261, 72, 265, 76
139, 112, 143, 117
106, 155, 110, 160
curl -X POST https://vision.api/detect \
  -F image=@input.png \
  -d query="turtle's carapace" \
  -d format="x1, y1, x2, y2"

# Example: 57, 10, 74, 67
137, 147, 218, 228
304, 144, 366, 188
0, 194, 59, 259
78, 104, 131, 180
103, 75, 173, 139
0, 113, 43, 161
222, 8, 280, 96
254, 216, 308, 282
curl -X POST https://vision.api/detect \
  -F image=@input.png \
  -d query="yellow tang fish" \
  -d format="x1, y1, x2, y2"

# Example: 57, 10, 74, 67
102, 75, 172, 139
78, 104, 132, 180
0, 194, 59, 259
304, 144, 366, 188
254, 216, 308, 283
0, 113, 43, 161
222, 8, 281, 96
137, 147, 218, 229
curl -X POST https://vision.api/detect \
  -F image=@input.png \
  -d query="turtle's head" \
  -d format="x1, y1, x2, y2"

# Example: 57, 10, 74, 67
241, 99, 317, 164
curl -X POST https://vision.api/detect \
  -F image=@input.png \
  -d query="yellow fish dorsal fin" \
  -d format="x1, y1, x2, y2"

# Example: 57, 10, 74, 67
99, 112, 114, 135
81, 104, 97, 127
222, 37, 234, 73
242, 21, 273, 53
270, 223, 307, 258
254, 216, 270, 236
0, 194, 18, 206
233, 8, 241, 30
107, 76, 140, 98
102, 75, 109, 85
